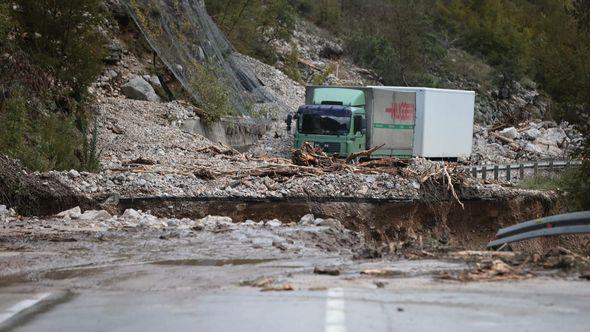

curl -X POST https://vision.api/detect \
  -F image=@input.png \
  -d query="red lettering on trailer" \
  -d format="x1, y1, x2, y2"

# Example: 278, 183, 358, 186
385, 102, 415, 123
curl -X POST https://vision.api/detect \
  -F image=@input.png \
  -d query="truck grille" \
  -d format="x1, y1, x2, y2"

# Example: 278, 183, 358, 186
314, 142, 341, 154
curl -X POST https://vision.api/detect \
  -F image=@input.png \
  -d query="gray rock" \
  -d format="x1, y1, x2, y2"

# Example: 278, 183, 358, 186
78, 210, 112, 221
121, 76, 161, 102
265, 219, 282, 227
543, 127, 567, 147
299, 214, 315, 225
316, 218, 344, 229
57, 206, 82, 220
121, 208, 142, 220
320, 42, 344, 59
523, 128, 541, 140
499, 127, 520, 140
147, 75, 162, 88
0, 205, 7, 222
200, 215, 234, 232
68, 169, 80, 178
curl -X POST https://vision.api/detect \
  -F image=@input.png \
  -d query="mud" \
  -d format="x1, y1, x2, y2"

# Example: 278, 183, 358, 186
116, 193, 555, 249
0, 155, 88, 216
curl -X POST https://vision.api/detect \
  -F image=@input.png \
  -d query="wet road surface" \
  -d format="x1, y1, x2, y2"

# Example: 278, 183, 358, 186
1, 259, 589, 332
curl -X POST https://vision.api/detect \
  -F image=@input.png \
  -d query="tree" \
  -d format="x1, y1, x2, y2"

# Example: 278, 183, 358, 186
12, 0, 105, 99
571, 0, 590, 32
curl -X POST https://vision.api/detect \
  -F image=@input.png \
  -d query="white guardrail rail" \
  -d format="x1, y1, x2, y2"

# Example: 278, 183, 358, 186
466, 159, 583, 181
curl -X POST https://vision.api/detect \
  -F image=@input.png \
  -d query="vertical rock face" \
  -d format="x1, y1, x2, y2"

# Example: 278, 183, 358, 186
121, 76, 161, 102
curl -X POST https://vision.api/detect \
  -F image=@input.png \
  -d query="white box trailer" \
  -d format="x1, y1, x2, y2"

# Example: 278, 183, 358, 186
301, 85, 475, 159
369, 87, 475, 159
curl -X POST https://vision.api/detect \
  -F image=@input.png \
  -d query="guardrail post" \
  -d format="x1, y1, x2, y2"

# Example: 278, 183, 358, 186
549, 160, 554, 172
494, 166, 499, 180
534, 162, 538, 176
482, 166, 487, 180
566, 160, 571, 170
472, 167, 477, 178
519, 163, 524, 179
506, 164, 511, 181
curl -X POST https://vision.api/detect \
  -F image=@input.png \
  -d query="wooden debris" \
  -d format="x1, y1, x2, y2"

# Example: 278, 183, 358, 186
361, 269, 403, 277
443, 164, 464, 209
490, 132, 516, 145
345, 144, 385, 163
194, 168, 220, 180
261, 283, 294, 292
291, 142, 335, 167
313, 267, 341, 276
123, 157, 156, 165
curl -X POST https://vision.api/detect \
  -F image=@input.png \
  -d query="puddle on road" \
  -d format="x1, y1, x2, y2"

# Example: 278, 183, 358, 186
150, 258, 275, 267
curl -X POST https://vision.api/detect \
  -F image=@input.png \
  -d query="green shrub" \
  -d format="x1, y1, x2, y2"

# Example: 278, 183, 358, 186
0, 92, 100, 172
12, 0, 105, 99
189, 61, 235, 123
312, 63, 336, 85
0, 1, 104, 172
284, 43, 303, 83
205, 0, 296, 64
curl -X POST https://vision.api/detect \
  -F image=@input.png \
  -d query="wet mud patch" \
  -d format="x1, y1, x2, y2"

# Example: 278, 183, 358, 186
150, 258, 275, 267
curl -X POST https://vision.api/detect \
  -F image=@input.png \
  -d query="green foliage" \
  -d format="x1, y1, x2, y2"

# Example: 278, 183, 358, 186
291, 0, 342, 31
12, 0, 105, 99
0, 1, 104, 172
518, 167, 590, 211
571, 0, 590, 32
0, 2, 14, 40
312, 63, 336, 85
343, 0, 438, 86
205, 0, 296, 63
435, 0, 534, 79
0, 92, 99, 172
284, 43, 302, 83
189, 61, 235, 123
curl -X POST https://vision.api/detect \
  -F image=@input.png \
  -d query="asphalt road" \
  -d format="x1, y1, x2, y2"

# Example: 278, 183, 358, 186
2, 275, 589, 331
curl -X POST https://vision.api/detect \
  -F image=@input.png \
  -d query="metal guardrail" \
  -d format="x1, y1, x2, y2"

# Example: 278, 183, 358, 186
467, 159, 583, 181
487, 211, 590, 249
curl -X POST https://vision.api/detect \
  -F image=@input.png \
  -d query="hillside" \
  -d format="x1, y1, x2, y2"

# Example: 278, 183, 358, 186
0, 0, 588, 209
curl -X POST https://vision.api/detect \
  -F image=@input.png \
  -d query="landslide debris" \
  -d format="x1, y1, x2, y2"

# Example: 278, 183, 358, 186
0, 155, 85, 216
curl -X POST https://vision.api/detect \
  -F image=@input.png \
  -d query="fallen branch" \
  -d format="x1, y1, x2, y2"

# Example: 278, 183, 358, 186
345, 144, 385, 163
443, 164, 464, 209
490, 132, 515, 145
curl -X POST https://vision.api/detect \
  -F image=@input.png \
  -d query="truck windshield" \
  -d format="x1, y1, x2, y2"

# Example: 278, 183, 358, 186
300, 114, 350, 135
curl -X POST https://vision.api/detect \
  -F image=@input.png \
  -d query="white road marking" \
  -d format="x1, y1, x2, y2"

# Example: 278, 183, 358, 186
0, 293, 53, 325
325, 288, 347, 332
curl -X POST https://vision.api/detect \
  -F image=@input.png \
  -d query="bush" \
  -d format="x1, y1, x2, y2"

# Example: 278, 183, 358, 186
0, 1, 104, 172
189, 61, 235, 123
205, 0, 296, 64
284, 43, 303, 83
0, 91, 100, 172
517, 168, 589, 211
435, 0, 533, 79
12, 0, 105, 100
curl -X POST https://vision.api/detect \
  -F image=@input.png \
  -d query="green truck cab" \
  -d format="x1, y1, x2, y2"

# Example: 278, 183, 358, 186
294, 88, 367, 156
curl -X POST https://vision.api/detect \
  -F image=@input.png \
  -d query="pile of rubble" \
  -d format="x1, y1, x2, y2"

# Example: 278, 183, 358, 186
472, 120, 583, 164
36, 206, 347, 233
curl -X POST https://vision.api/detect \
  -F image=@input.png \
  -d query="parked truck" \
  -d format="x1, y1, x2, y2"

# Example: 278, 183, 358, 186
293, 86, 475, 159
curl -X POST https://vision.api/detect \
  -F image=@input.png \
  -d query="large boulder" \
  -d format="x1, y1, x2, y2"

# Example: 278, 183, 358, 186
320, 42, 344, 59
542, 127, 568, 147
498, 127, 520, 140
121, 76, 161, 102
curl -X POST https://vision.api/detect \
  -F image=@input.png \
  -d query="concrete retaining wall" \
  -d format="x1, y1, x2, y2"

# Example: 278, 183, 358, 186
181, 118, 271, 151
